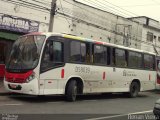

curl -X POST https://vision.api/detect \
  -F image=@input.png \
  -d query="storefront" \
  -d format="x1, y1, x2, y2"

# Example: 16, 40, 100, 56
0, 13, 40, 80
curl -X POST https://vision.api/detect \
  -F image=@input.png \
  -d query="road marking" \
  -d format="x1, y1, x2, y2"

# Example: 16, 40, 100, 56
83, 100, 98, 102
85, 110, 153, 120
128, 110, 153, 115
0, 103, 23, 106
47, 102, 63, 104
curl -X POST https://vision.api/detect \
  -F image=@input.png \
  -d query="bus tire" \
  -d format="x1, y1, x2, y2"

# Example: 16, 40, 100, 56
128, 81, 140, 98
66, 80, 77, 102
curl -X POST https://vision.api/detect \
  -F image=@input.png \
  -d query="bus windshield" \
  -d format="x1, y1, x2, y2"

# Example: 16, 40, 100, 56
6, 35, 46, 72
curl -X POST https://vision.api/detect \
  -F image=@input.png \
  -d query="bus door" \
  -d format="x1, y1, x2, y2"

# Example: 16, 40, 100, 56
39, 37, 64, 94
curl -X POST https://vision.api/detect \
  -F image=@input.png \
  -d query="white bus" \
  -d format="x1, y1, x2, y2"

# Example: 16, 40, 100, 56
4, 32, 156, 101
156, 56, 160, 89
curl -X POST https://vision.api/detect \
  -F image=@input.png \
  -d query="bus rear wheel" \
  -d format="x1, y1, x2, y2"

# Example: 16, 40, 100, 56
128, 81, 140, 98
66, 80, 77, 102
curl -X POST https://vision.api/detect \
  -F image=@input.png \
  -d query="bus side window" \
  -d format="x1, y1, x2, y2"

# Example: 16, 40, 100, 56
125, 50, 128, 67
112, 48, 116, 66
107, 47, 111, 65
86, 44, 90, 64
114, 48, 127, 67
144, 54, 154, 70
81, 43, 86, 63
41, 41, 63, 72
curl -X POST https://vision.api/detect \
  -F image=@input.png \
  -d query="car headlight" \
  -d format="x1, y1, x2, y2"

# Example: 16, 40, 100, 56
26, 72, 35, 83
155, 103, 160, 109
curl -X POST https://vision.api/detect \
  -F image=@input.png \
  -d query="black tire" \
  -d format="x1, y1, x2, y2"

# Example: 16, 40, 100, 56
66, 80, 77, 102
128, 82, 140, 98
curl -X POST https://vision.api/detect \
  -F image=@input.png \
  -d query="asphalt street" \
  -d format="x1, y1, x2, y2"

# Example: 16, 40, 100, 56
0, 91, 159, 120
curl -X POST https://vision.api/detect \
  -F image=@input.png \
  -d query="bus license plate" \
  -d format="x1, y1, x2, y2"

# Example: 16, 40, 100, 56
10, 84, 17, 89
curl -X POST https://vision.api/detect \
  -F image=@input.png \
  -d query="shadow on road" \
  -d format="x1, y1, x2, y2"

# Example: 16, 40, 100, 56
7, 92, 149, 103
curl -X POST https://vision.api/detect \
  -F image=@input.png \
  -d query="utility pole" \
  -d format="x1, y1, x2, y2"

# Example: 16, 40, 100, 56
48, 0, 57, 32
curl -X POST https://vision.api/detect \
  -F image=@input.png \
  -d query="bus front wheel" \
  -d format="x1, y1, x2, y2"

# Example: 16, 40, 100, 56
66, 80, 77, 102
128, 81, 140, 98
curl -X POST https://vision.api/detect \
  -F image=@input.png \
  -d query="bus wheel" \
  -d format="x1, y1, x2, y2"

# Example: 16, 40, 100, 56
128, 82, 140, 98
66, 80, 77, 102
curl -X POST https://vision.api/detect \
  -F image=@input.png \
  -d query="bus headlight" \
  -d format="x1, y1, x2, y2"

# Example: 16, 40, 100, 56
26, 72, 35, 83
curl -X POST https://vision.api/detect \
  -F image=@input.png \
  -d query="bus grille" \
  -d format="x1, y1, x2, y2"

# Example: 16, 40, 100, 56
6, 77, 26, 83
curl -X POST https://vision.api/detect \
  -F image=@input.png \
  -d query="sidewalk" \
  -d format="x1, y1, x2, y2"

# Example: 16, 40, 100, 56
0, 79, 10, 95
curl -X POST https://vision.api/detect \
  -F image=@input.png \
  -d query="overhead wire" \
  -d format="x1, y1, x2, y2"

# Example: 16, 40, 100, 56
59, 0, 159, 49
0, 6, 49, 20
59, 0, 71, 25
0, 0, 158, 49
102, 0, 140, 17
82, 0, 134, 17
0, 0, 50, 13
31, 0, 51, 6
62, 0, 144, 39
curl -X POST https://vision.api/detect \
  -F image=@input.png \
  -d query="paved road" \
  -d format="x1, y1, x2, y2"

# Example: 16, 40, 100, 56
0, 91, 160, 120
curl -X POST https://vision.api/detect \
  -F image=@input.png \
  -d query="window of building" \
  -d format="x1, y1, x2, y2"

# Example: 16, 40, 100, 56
147, 32, 153, 42
144, 54, 154, 70
93, 45, 107, 65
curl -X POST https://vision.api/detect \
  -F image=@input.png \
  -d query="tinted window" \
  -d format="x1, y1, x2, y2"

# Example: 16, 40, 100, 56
41, 41, 63, 72
70, 41, 88, 63
144, 54, 154, 70
115, 49, 127, 67
81, 43, 86, 62
93, 45, 107, 65
128, 51, 142, 68
70, 41, 81, 62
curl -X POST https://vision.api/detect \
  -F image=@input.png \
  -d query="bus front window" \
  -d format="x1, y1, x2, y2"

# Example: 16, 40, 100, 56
6, 35, 46, 72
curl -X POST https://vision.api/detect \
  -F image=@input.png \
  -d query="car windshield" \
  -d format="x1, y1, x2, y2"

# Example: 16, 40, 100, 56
6, 35, 46, 72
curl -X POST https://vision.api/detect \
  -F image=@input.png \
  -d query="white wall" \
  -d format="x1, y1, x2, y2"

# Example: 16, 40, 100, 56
53, 0, 143, 49
141, 26, 160, 53
0, 0, 51, 32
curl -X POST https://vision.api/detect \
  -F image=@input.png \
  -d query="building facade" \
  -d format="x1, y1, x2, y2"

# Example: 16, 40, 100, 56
0, 0, 51, 64
0, 0, 52, 79
53, 0, 143, 49
130, 16, 160, 54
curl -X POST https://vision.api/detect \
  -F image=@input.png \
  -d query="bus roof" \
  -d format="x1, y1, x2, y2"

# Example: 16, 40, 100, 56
28, 32, 156, 55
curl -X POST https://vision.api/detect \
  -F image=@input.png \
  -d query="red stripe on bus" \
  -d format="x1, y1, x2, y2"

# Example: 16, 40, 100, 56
5, 70, 33, 83
149, 74, 151, 80
103, 72, 106, 80
61, 69, 65, 79
95, 41, 103, 45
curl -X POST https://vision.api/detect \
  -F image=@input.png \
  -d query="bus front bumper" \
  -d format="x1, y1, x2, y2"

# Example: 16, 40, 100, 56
4, 79, 39, 95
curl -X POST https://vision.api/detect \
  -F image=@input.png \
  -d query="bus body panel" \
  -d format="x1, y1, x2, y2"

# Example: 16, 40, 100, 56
38, 63, 156, 95
4, 33, 157, 97
4, 77, 39, 95
156, 56, 160, 90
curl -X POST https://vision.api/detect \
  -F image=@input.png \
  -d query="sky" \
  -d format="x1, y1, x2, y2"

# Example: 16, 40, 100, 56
76, 0, 160, 21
